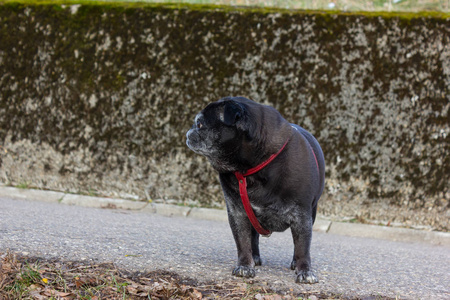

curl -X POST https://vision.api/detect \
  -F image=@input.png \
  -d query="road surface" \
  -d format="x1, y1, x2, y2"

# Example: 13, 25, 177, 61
1, 196, 449, 299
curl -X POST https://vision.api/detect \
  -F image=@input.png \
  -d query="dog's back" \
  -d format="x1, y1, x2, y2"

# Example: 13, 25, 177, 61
290, 124, 325, 223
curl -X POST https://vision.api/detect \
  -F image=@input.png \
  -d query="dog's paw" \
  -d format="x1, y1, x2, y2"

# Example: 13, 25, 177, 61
232, 266, 256, 278
253, 255, 262, 266
295, 270, 318, 284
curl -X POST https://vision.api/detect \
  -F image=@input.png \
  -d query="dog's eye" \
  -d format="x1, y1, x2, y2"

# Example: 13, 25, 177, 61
196, 120, 203, 129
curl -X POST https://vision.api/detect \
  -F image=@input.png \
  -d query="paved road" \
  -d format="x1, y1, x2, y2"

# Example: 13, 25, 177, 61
1, 197, 449, 299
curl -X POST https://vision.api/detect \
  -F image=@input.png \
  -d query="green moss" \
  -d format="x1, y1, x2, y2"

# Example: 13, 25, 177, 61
16, 182, 30, 189
1, 0, 449, 20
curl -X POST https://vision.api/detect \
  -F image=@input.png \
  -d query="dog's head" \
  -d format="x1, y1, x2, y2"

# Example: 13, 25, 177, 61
186, 97, 291, 173
186, 97, 249, 170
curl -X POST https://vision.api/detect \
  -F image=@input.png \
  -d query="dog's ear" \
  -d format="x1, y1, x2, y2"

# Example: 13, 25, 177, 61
222, 101, 244, 126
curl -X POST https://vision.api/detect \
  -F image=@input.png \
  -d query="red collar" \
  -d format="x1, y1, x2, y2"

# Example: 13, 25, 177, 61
234, 138, 290, 237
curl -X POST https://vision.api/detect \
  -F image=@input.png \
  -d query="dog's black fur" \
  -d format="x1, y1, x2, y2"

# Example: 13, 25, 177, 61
186, 97, 325, 283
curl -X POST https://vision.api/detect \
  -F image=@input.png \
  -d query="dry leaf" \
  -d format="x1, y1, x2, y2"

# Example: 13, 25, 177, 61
127, 285, 139, 295
29, 290, 46, 300
237, 282, 247, 292
191, 288, 203, 299
28, 284, 41, 291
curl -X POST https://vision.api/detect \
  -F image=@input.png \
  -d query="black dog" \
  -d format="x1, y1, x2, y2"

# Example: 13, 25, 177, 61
186, 97, 325, 283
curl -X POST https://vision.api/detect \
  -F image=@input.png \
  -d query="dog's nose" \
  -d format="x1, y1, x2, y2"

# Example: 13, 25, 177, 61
186, 128, 194, 139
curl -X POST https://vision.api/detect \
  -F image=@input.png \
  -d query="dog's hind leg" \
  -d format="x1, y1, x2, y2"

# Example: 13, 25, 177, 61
312, 202, 318, 224
290, 212, 318, 284
251, 227, 262, 266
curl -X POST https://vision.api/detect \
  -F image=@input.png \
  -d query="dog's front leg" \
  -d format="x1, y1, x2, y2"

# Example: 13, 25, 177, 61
227, 210, 255, 278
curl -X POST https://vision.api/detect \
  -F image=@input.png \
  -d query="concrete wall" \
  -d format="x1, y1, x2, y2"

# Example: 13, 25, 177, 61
0, 3, 448, 230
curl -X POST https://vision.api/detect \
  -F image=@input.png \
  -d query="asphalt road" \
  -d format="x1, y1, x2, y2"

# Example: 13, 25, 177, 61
1, 197, 449, 299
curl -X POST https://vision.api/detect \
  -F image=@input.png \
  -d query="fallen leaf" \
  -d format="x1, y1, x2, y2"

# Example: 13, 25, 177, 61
191, 288, 203, 299
237, 282, 247, 292
28, 284, 42, 291
127, 285, 139, 294
29, 290, 46, 300
1, 262, 12, 273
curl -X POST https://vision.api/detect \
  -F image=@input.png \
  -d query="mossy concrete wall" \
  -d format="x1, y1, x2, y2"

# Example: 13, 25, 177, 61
0, 3, 448, 230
